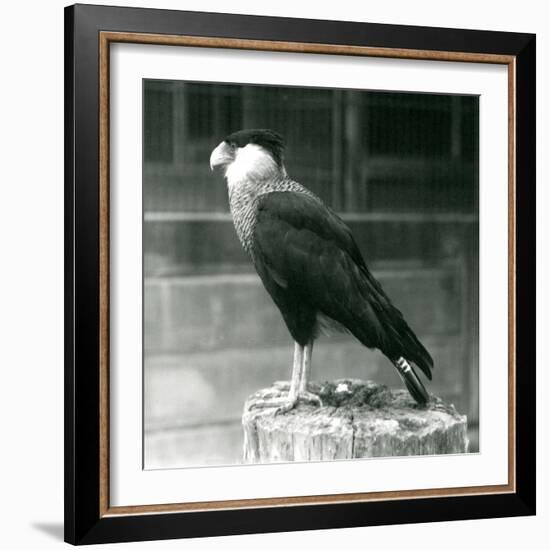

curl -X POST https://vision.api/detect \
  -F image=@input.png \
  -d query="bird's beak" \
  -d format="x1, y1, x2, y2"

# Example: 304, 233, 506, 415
210, 141, 234, 171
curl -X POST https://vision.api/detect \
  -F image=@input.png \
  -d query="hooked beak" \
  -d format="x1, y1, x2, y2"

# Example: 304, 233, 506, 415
210, 141, 234, 171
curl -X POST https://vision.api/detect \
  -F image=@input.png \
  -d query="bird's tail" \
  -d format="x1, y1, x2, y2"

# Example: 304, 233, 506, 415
394, 357, 429, 405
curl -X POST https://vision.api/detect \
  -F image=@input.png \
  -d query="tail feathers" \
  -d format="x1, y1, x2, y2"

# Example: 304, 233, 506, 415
399, 327, 434, 380
394, 357, 430, 405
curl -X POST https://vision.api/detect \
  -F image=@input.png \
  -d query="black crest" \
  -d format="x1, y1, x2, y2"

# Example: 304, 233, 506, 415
224, 129, 285, 167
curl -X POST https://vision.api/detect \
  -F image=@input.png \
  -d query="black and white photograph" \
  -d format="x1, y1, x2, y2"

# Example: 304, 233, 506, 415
0, 0, 539, 547
0, 0, 545, 546
143, 80, 479, 469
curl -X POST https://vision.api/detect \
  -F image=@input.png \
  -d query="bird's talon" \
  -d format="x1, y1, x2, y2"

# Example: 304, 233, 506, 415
297, 390, 323, 407
247, 395, 298, 413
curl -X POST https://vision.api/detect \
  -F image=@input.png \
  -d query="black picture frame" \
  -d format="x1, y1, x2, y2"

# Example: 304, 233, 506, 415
65, 3, 536, 545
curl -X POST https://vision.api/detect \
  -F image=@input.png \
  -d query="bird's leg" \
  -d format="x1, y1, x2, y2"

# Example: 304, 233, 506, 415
248, 342, 303, 413
298, 340, 313, 393
286, 340, 303, 404
297, 340, 323, 406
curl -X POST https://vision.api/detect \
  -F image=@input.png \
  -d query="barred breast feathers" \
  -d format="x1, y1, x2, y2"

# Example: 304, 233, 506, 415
228, 174, 317, 255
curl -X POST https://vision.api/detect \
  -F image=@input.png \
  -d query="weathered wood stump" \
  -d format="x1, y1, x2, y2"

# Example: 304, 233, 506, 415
242, 379, 468, 463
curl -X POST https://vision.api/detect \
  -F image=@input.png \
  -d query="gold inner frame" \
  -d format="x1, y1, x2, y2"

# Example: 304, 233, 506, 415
98, 31, 517, 517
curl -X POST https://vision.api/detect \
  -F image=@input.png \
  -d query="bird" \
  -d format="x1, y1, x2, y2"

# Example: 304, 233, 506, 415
210, 129, 433, 412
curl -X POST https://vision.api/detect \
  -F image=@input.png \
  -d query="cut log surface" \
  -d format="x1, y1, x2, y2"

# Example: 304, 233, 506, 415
242, 379, 468, 463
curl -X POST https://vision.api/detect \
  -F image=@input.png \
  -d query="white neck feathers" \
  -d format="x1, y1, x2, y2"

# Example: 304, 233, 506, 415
225, 144, 285, 192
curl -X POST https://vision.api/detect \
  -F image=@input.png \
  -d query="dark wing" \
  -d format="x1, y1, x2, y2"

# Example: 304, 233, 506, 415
252, 191, 433, 379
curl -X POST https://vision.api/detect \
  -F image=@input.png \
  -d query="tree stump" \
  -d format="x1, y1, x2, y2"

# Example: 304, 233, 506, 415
242, 379, 468, 463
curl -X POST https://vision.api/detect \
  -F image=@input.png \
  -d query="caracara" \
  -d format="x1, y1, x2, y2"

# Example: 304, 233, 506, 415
210, 129, 433, 411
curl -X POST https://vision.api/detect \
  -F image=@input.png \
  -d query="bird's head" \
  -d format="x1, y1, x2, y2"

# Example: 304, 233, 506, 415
210, 129, 286, 184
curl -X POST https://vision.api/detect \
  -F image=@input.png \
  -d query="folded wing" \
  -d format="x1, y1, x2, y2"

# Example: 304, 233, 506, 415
252, 190, 433, 380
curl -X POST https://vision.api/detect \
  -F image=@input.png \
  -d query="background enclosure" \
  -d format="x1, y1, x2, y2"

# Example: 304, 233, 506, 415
143, 80, 479, 468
